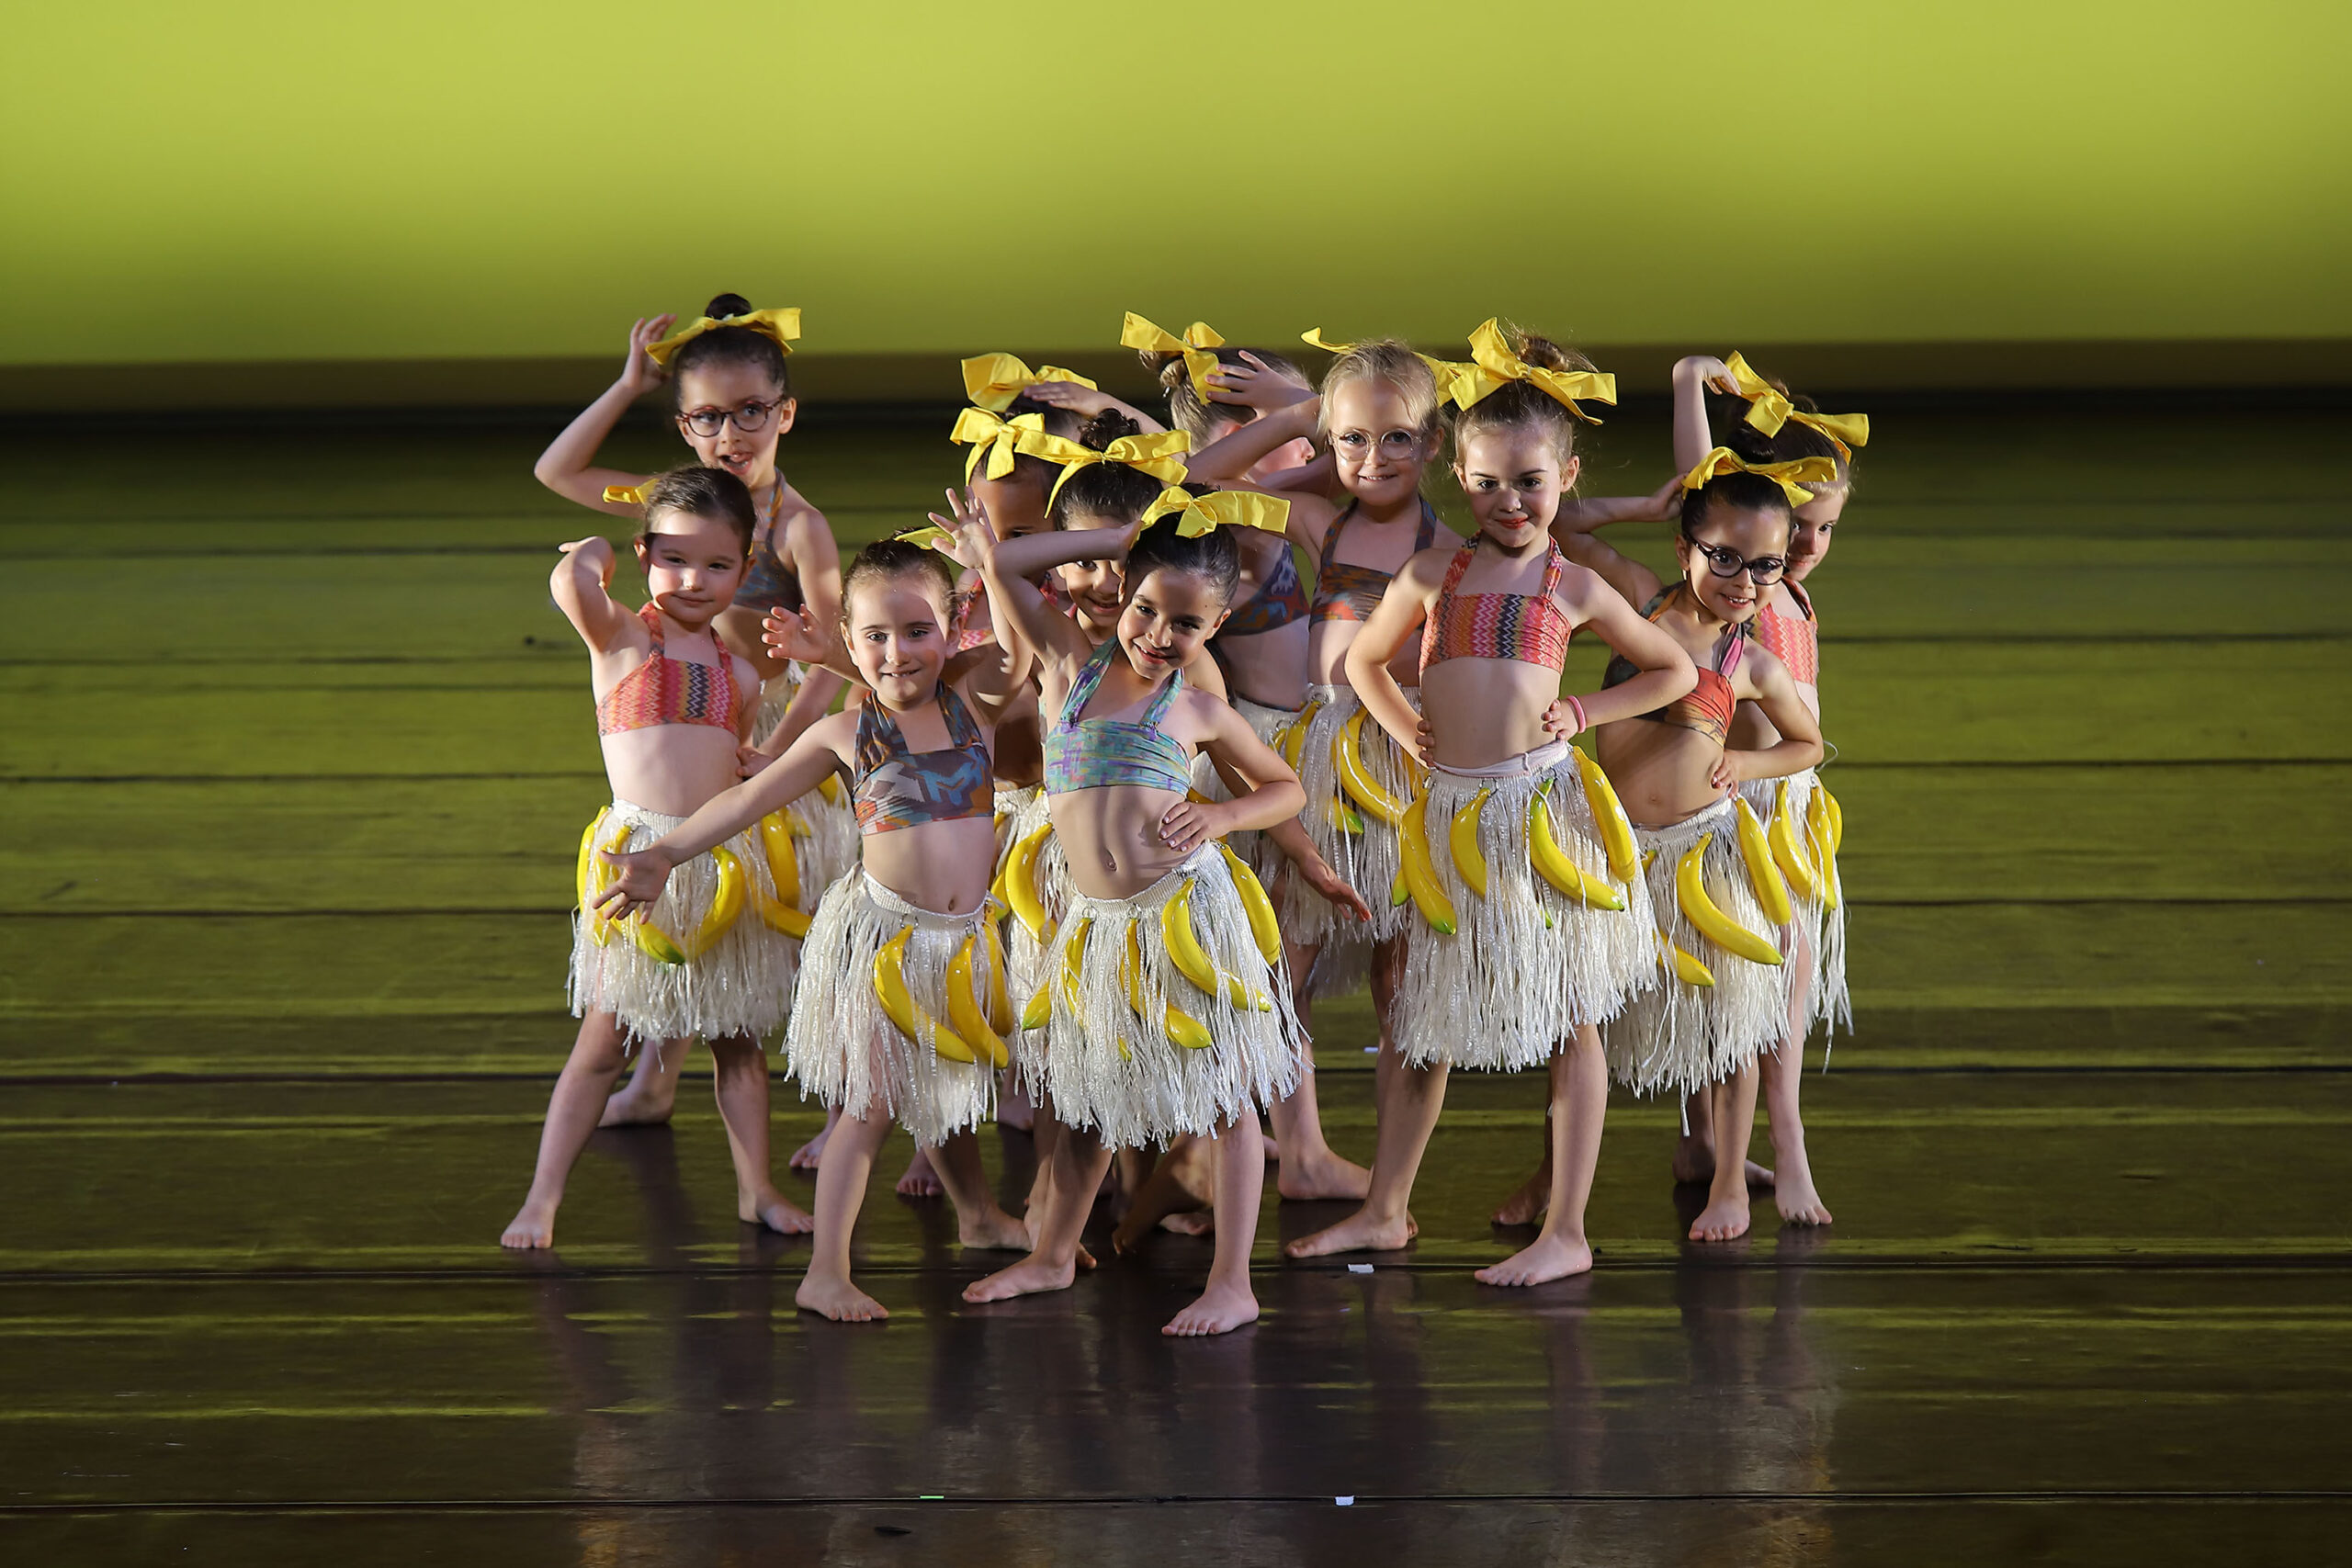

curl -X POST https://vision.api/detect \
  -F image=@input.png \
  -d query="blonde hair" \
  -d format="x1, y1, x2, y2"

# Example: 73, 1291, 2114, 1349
1316, 338, 1442, 445
1148, 346, 1307, 444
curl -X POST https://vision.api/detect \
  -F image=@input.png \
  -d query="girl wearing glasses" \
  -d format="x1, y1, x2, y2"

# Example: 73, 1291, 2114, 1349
533, 294, 855, 1128
1540, 418, 1828, 1247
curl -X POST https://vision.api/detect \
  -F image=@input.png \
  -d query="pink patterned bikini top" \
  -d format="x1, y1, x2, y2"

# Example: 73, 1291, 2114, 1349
1753, 580, 1818, 685
1419, 540, 1574, 674
595, 604, 746, 737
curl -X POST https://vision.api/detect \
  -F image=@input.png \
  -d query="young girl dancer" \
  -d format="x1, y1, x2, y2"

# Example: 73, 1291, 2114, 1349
1553, 419, 1832, 1243
500, 466, 810, 1250
939, 486, 1311, 1336
597, 537, 1034, 1319
531, 295, 854, 1126
1284, 322, 1698, 1283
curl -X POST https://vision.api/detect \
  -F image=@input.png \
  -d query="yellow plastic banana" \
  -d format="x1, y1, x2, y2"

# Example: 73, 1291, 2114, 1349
1334, 709, 1408, 827
1448, 787, 1492, 898
1159, 880, 1265, 1009
1328, 798, 1366, 836
1734, 796, 1792, 926
1275, 697, 1325, 773
1125, 919, 1214, 1049
750, 881, 812, 938
1823, 783, 1845, 855
876, 927, 978, 1064
1218, 841, 1281, 964
1005, 822, 1055, 940
1398, 792, 1458, 935
1659, 933, 1717, 987
574, 807, 605, 918
818, 774, 843, 806
981, 921, 1014, 1034
1675, 834, 1783, 965
1528, 788, 1625, 911
577, 809, 621, 945
1768, 781, 1823, 905
1806, 786, 1840, 912
759, 810, 800, 909
692, 847, 748, 954
1573, 745, 1639, 883
1061, 916, 1092, 1014
944, 936, 1012, 1068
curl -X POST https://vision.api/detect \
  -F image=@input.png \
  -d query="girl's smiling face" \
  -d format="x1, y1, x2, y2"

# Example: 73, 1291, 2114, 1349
633, 510, 750, 627
1115, 567, 1228, 682
1326, 378, 1436, 508
1454, 426, 1579, 550
1055, 510, 1133, 637
1675, 502, 1792, 627
673, 360, 795, 493
1786, 483, 1848, 583
843, 572, 951, 709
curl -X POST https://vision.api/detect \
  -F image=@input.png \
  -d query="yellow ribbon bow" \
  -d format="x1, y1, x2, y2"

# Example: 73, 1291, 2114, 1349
1679, 447, 1841, 507
1720, 351, 1869, 458
1121, 312, 1227, 400
644, 307, 801, 367
959, 353, 1097, 412
603, 484, 647, 506
897, 524, 956, 552
949, 407, 1047, 481
1137, 486, 1292, 539
1445, 320, 1617, 422
1302, 329, 1475, 403
1017, 425, 1194, 508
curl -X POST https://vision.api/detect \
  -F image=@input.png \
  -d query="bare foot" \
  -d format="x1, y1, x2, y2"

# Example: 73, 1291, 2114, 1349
1112, 1137, 1215, 1255
741, 1189, 816, 1235
1163, 1280, 1259, 1337
596, 1082, 676, 1127
1490, 1163, 1551, 1226
1689, 1191, 1752, 1244
963, 1253, 1078, 1303
1475, 1232, 1593, 1286
501, 1197, 557, 1250
788, 1118, 835, 1172
1159, 1212, 1214, 1236
1671, 1139, 1775, 1190
1774, 1167, 1833, 1227
958, 1206, 1034, 1250
1275, 1146, 1372, 1203
1262, 1132, 1283, 1162
1283, 1208, 1419, 1258
796, 1274, 888, 1322
896, 1146, 944, 1198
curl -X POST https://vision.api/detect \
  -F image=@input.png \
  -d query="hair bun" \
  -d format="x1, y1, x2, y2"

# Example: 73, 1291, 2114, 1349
1512, 330, 1570, 373
1079, 408, 1143, 450
703, 291, 754, 321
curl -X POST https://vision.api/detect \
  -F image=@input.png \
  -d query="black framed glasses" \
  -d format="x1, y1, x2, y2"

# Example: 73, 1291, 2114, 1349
1689, 539, 1787, 584
677, 396, 787, 438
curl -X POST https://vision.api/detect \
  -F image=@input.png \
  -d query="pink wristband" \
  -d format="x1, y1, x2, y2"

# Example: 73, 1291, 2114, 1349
1564, 694, 1588, 734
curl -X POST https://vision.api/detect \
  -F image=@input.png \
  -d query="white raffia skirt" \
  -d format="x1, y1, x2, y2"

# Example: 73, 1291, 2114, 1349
1015, 845, 1305, 1149
1285, 682, 1420, 994
782, 871, 1003, 1146
1605, 795, 1800, 1099
752, 665, 861, 893
569, 799, 797, 1045
1738, 767, 1850, 1043
991, 783, 1070, 1009
1187, 694, 1298, 894
1391, 742, 1657, 1071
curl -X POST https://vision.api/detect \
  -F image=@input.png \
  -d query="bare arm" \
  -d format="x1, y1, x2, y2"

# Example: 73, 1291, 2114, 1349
549, 536, 637, 653
1017, 379, 1166, 434
1552, 476, 1682, 536
1186, 398, 1317, 485
533, 316, 675, 517
929, 491, 1100, 682
1557, 567, 1697, 727
1671, 355, 1737, 475
1549, 518, 1665, 613
1340, 551, 1444, 758
1721, 646, 1824, 785
1159, 696, 1307, 853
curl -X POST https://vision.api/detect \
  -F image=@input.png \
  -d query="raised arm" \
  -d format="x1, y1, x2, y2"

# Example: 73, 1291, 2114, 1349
533, 316, 674, 517
929, 491, 1100, 679
1016, 378, 1167, 434
1185, 397, 1317, 485
1549, 515, 1665, 612
1552, 476, 1682, 536
549, 536, 638, 653
1671, 355, 1738, 475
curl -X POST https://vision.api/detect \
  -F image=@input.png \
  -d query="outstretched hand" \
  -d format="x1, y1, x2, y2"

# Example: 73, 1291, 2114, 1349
762, 604, 834, 666
1204, 351, 1314, 411
1294, 846, 1374, 924
594, 846, 674, 920
619, 315, 675, 398
924, 487, 1000, 570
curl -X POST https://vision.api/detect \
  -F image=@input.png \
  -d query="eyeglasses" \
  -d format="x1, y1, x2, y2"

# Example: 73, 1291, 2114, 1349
677, 396, 787, 438
1688, 539, 1787, 584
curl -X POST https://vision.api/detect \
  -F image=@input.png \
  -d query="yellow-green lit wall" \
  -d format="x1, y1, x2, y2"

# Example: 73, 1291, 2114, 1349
6, 1, 2347, 367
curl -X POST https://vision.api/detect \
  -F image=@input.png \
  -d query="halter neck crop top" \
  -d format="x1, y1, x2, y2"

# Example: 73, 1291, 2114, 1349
1752, 580, 1818, 686
595, 604, 747, 737
1217, 533, 1308, 639
854, 684, 994, 835
1041, 639, 1193, 795
1419, 540, 1574, 674
1309, 497, 1446, 625
736, 479, 805, 617
1601, 587, 1745, 745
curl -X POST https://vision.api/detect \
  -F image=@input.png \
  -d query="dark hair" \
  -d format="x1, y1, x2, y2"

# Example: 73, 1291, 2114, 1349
1143, 345, 1307, 444
1123, 486, 1242, 607
669, 291, 792, 408
1048, 409, 1167, 527
1704, 371, 1856, 489
842, 536, 956, 616
977, 391, 1086, 494
639, 463, 757, 552
1447, 324, 1599, 472
1678, 420, 1792, 538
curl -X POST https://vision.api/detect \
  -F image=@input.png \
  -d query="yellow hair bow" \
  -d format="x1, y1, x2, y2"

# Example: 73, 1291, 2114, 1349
897, 524, 956, 551
1679, 446, 1841, 507
1446, 320, 1616, 423
1302, 329, 1474, 401
1720, 351, 1868, 459
1018, 425, 1194, 508
1137, 486, 1292, 539
645, 307, 801, 367
1121, 312, 1227, 400
949, 407, 1047, 481
960, 353, 1097, 412
603, 484, 647, 506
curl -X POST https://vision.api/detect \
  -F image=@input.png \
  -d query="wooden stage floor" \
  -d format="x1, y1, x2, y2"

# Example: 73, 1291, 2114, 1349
1, 400, 2346, 1563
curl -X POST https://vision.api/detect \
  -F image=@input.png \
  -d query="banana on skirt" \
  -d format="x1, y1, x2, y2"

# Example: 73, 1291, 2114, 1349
1605, 795, 1800, 1099
1393, 744, 1658, 1072
1282, 682, 1423, 994
991, 783, 1069, 1009
752, 665, 862, 893
1185, 694, 1297, 896
569, 799, 797, 1044
1019, 845, 1305, 1149
1738, 767, 1850, 1043
783, 872, 1003, 1146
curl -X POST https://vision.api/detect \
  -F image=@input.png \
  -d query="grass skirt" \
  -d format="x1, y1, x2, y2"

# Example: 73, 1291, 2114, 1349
1186, 694, 1297, 895
569, 799, 797, 1045
782, 872, 1001, 1146
1287, 682, 1420, 995
993, 783, 1069, 1010
1605, 796, 1799, 1098
1018, 846, 1305, 1148
1392, 743, 1657, 1072
1738, 767, 1850, 1043
752, 666, 861, 895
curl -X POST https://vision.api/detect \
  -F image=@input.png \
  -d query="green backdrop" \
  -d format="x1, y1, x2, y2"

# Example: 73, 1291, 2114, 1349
5, 1, 2347, 367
